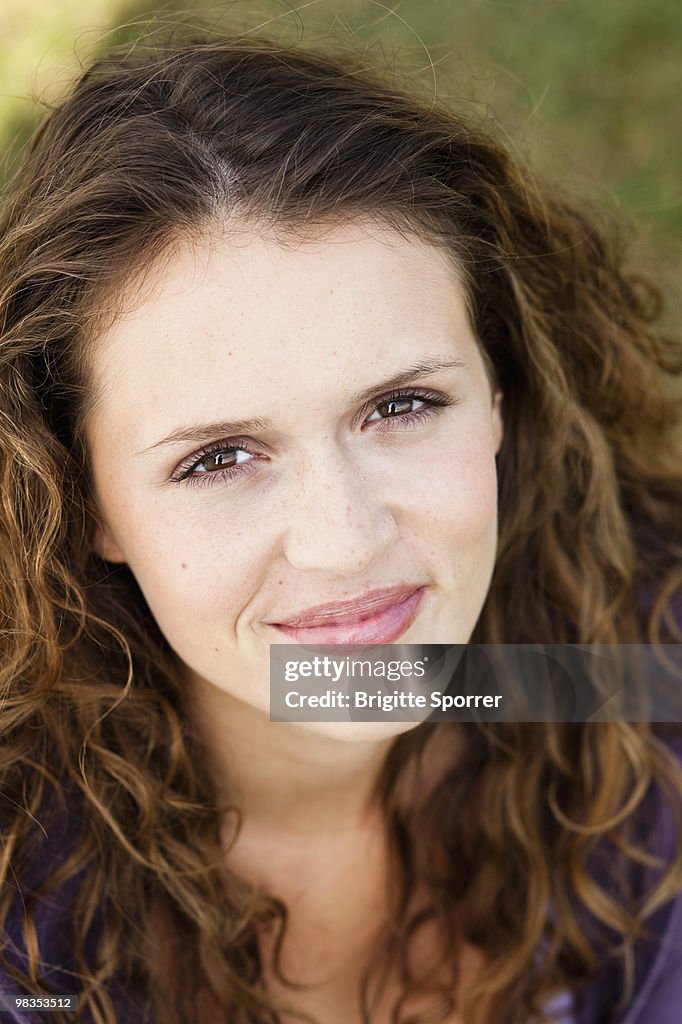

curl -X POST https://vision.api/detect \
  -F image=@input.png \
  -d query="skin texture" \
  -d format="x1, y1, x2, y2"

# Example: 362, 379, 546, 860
84, 219, 503, 1020
85, 222, 502, 1000
85, 216, 503, 811
87, 220, 501, 687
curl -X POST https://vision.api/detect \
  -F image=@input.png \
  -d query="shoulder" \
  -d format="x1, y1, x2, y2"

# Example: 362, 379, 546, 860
1, 789, 80, 1019
616, 892, 682, 1024
1, 784, 85, 987
576, 734, 682, 1024
617, 733, 682, 1024
0, 784, 146, 1023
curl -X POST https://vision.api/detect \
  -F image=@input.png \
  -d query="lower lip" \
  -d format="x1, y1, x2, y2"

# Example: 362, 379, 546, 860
272, 587, 427, 645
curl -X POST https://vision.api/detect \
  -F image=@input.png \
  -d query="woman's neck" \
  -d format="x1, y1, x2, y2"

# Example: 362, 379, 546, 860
185, 670, 397, 838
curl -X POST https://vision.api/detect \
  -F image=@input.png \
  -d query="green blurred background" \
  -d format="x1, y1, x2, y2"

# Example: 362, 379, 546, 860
1, 0, 679, 324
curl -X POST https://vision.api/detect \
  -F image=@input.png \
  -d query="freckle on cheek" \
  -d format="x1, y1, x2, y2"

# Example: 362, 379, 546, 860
181, 562, 187, 570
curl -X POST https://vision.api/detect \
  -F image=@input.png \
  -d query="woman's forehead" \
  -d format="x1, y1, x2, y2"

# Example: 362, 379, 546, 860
81, 221, 480, 454
87, 220, 472, 383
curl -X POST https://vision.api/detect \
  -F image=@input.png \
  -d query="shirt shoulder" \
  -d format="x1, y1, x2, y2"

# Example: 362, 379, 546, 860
618, 889, 682, 1024
617, 733, 682, 1024
0, 784, 147, 1023
575, 734, 682, 1024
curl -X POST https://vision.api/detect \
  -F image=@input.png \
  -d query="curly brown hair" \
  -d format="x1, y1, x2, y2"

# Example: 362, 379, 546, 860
1, 30, 681, 1024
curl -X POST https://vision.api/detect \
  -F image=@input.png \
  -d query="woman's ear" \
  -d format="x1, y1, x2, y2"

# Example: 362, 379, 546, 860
492, 389, 504, 455
91, 519, 126, 564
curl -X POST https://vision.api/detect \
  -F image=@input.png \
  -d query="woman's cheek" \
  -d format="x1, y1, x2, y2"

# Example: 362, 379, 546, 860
120, 509, 255, 629
409, 429, 498, 537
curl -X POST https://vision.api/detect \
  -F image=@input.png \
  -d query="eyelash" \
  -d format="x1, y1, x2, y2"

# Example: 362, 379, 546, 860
171, 388, 455, 489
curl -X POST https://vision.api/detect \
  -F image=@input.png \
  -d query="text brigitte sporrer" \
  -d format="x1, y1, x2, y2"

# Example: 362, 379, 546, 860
284, 689, 504, 711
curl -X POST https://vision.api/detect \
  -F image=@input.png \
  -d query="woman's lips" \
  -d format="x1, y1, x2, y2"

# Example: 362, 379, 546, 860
272, 586, 427, 645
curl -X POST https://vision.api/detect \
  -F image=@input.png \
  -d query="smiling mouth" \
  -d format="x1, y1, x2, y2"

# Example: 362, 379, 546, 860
271, 587, 427, 646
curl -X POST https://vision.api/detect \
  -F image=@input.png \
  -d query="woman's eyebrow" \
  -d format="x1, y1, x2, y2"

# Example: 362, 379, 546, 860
350, 356, 465, 406
135, 356, 465, 456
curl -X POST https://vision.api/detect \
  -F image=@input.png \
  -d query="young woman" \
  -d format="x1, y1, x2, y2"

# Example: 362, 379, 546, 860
0, 32, 681, 1024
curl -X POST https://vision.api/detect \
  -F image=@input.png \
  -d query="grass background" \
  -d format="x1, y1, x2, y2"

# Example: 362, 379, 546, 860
1, 0, 679, 325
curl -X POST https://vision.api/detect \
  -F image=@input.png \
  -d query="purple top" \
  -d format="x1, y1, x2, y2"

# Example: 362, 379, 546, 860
2, 742, 681, 1024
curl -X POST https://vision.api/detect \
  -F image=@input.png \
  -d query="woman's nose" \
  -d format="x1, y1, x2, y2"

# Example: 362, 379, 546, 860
280, 445, 399, 576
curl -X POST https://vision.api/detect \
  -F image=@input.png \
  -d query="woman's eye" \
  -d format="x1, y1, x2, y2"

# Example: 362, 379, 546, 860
365, 395, 427, 423
173, 446, 257, 487
362, 390, 452, 433
172, 389, 452, 488
195, 448, 254, 473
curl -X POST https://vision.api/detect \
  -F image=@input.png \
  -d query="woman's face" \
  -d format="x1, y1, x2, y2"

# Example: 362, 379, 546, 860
85, 220, 503, 731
